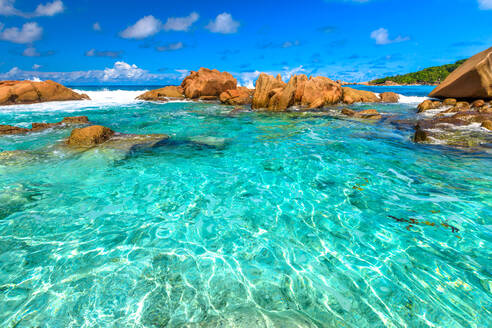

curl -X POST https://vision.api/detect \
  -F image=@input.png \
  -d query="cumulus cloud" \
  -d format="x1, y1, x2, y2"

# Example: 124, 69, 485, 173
205, 13, 239, 34
120, 15, 162, 39
0, 61, 185, 83
155, 41, 183, 52
370, 28, 409, 45
0, 0, 64, 18
0, 22, 42, 44
478, 0, 492, 9
85, 49, 122, 58
163, 12, 198, 31
92, 22, 101, 31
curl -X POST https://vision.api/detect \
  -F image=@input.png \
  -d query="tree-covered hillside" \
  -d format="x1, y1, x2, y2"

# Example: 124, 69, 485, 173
370, 59, 467, 85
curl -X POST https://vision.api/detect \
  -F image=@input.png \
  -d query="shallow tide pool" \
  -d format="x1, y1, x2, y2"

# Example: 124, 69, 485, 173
0, 88, 491, 327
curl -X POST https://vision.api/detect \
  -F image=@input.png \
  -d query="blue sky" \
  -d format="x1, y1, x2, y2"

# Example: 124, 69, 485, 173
0, 0, 491, 85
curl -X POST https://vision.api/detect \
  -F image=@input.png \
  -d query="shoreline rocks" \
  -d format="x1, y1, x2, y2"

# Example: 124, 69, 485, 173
219, 87, 253, 105
0, 80, 90, 106
0, 116, 89, 136
67, 125, 114, 147
429, 46, 492, 99
136, 86, 184, 101
181, 68, 237, 100
341, 108, 382, 120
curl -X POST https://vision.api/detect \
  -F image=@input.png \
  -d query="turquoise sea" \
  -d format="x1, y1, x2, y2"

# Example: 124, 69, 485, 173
0, 86, 491, 327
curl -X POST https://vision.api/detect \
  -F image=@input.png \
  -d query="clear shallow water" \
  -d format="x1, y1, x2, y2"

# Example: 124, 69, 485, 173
0, 88, 491, 327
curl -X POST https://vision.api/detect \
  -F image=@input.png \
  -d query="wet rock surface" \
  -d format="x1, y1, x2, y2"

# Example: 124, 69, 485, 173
136, 86, 184, 101
66, 125, 115, 147
341, 108, 382, 120
0, 116, 89, 135
0, 80, 90, 106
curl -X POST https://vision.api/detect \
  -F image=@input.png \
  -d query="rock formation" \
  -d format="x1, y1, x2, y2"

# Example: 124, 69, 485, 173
380, 92, 400, 103
342, 87, 380, 104
219, 87, 253, 105
341, 108, 382, 120
66, 125, 115, 147
181, 68, 237, 99
136, 86, 184, 101
252, 73, 343, 111
0, 116, 89, 135
429, 46, 492, 99
0, 80, 90, 106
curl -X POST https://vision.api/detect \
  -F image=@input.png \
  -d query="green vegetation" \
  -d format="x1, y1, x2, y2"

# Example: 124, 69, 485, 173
370, 59, 467, 85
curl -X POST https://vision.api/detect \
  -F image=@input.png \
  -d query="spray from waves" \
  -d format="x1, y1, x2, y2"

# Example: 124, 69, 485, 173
392, 94, 429, 104
0, 89, 149, 113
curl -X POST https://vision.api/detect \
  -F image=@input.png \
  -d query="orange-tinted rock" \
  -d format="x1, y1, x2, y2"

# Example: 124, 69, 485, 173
341, 108, 382, 120
251, 73, 286, 109
0, 125, 29, 135
30, 122, 59, 132
380, 92, 400, 103
136, 86, 184, 101
472, 99, 485, 108
451, 112, 492, 124
66, 125, 115, 147
443, 98, 457, 106
417, 100, 436, 112
302, 76, 342, 108
61, 116, 89, 124
342, 87, 380, 104
0, 80, 90, 106
482, 120, 492, 130
429, 46, 492, 99
181, 68, 237, 99
219, 87, 253, 105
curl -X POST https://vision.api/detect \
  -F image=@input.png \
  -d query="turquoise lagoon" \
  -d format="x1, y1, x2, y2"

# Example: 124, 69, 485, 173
0, 86, 491, 327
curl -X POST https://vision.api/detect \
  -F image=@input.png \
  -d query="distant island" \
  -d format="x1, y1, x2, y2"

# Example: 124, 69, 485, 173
369, 59, 467, 85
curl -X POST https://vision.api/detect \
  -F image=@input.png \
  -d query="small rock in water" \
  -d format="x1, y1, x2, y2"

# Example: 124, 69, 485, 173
66, 125, 115, 147
189, 136, 228, 148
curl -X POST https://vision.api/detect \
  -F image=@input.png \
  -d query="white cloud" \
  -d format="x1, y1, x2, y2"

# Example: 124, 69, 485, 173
370, 28, 409, 45
163, 12, 198, 31
0, 22, 42, 44
120, 15, 162, 39
85, 49, 122, 58
32, 64, 41, 70
156, 41, 183, 52
205, 13, 239, 34
0, 0, 64, 18
23, 46, 40, 56
33, 0, 63, 16
102, 61, 149, 81
92, 22, 101, 31
478, 0, 492, 9
0, 61, 185, 83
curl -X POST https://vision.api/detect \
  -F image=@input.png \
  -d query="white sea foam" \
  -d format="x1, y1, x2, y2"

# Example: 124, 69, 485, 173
395, 94, 428, 104
0, 89, 148, 113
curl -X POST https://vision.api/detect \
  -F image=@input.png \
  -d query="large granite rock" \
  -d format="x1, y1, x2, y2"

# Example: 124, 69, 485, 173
0, 125, 29, 135
251, 73, 286, 109
219, 87, 253, 105
342, 87, 380, 104
380, 92, 400, 103
136, 86, 184, 101
0, 80, 90, 106
429, 46, 492, 99
66, 125, 115, 147
252, 74, 342, 110
181, 68, 237, 99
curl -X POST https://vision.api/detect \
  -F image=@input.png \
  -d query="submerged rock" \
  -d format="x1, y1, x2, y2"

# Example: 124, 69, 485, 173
0, 80, 90, 106
0, 116, 90, 135
429, 46, 492, 99
482, 120, 492, 130
66, 125, 115, 147
0, 125, 30, 135
342, 87, 380, 104
181, 68, 237, 99
136, 86, 184, 101
219, 87, 253, 105
341, 108, 382, 120
380, 91, 400, 103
